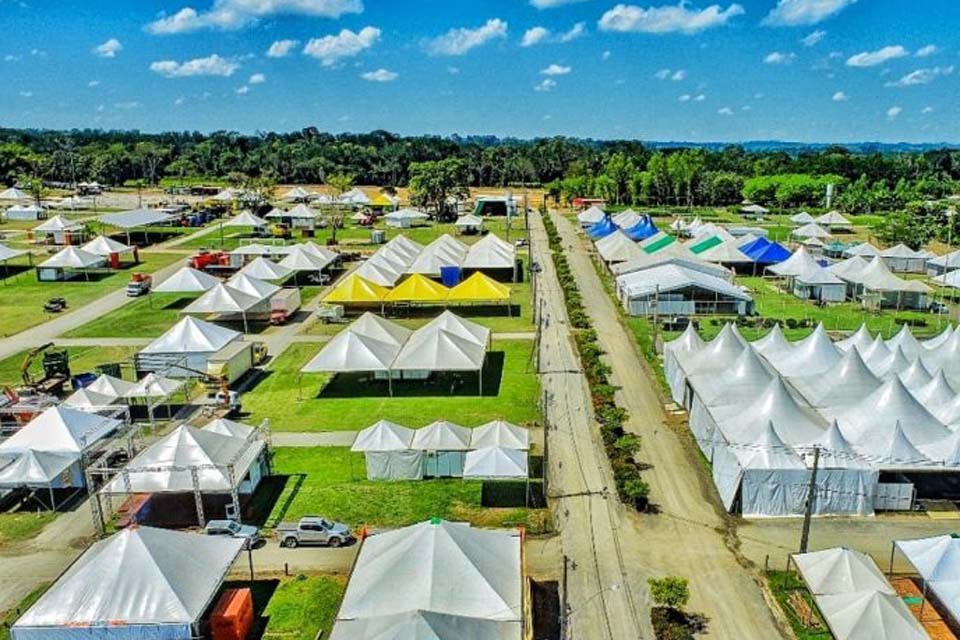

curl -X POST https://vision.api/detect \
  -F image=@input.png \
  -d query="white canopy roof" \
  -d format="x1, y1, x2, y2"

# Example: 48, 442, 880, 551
612, 209, 642, 229
664, 322, 706, 356
731, 420, 807, 470
844, 242, 881, 258
805, 420, 873, 469
930, 249, 960, 270
238, 256, 293, 281
576, 206, 605, 225
713, 378, 827, 446
463, 233, 515, 270
230, 242, 292, 256
278, 246, 334, 272
39, 246, 104, 269
142, 316, 241, 354
0, 406, 119, 454
696, 240, 753, 264
202, 418, 255, 439
899, 358, 933, 391
81, 235, 133, 256
154, 266, 219, 293
126, 372, 185, 399
792, 222, 831, 239
827, 255, 870, 280
0, 187, 28, 200
790, 211, 815, 224
617, 264, 752, 302
831, 377, 948, 448
339, 188, 371, 205
595, 230, 644, 263
99, 209, 174, 229
226, 272, 280, 299
333, 520, 521, 633
766, 246, 821, 277
354, 258, 403, 286
880, 243, 923, 259
815, 210, 852, 226
286, 203, 319, 219
932, 269, 960, 289
412, 421, 472, 450
384, 208, 429, 221
0, 242, 29, 261
35, 214, 82, 232
393, 325, 487, 371
814, 590, 926, 640
675, 323, 747, 379
751, 324, 793, 358
330, 610, 519, 640
351, 420, 416, 452
14, 527, 243, 628
885, 325, 923, 361
454, 214, 484, 228
183, 283, 264, 314
463, 447, 528, 479
223, 210, 267, 227
87, 374, 137, 398
470, 420, 529, 450
688, 346, 774, 408
281, 186, 312, 201
104, 425, 264, 493
793, 547, 894, 595
836, 324, 873, 353
790, 347, 881, 409
765, 324, 842, 378
0, 450, 77, 487
301, 314, 412, 373
62, 387, 119, 409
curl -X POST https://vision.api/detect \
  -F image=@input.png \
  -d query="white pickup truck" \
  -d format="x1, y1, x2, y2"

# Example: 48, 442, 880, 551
275, 516, 353, 548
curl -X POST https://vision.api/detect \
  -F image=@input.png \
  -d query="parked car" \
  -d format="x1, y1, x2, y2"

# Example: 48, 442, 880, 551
276, 516, 353, 548
203, 519, 264, 549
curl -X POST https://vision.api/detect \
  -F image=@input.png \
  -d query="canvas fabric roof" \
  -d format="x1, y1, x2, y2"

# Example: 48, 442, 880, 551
183, 283, 264, 314
87, 374, 136, 398
881, 243, 923, 258
816, 211, 852, 226
576, 206, 605, 225
202, 418, 255, 439
0, 187, 28, 200
814, 590, 926, 640
751, 324, 793, 357
805, 421, 873, 469
696, 240, 753, 264
674, 323, 748, 379
933, 270, 960, 289
766, 325, 842, 377
741, 204, 769, 214
301, 330, 402, 373
0, 407, 119, 455
470, 421, 529, 450
323, 273, 390, 303
278, 246, 333, 271
930, 249, 960, 269
238, 256, 293, 281
899, 358, 933, 391
611, 209, 642, 228
226, 273, 281, 299
392, 326, 487, 371
411, 421, 472, 450
154, 266, 220, 293
687, 346, 774, 408
766, 246, 821, 277
142, 316, 240, 354
229, 242, 292, 256
351, 420, 416, 452
463, 234, 515, 270
352, 312, 415, 345
664, 322, 705, 356
354, 258, 403, 287
285, 203, 318, 219
39, 246, 104, 269
790, 347, 881, 409
0, 243, 29, 261
384, 208, 430, 222
616, 264, 752, 301
730, 420, 808, 470
35, 215, 82, 232
126, 373, 185, 399
913, 370, 956, 407
595, 230, 645, 263
793, 547, 893, 595
885, 325, 923, 361
712, 378, 827, 447
62, 387, 118, 409
454, 214, 483, 227
98, 209, 174, 229
293, 242, 339, 262
281, 187, 311, 201
826, 255, 870, 280
790, 211, 815, 224
842, 256, 931, 293
612, 253, 732, 281
330, 610, 520, 640
0, 450, 77, 487
13, 526, 243, 628
836, 325, 873, 353
844, 242, 881, 258
81, 235, 133, 256
339, 188, 371, 205
463, 447, 528, 479
384, 273, 450, 303
334, 520, 521, 627
448, 272, 511, 302
223, 211, 267, 227
792, 222, 831, 239
103, 425, 264, 493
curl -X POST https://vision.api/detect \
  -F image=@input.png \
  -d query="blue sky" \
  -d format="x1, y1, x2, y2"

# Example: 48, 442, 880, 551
1, 0, 958, 142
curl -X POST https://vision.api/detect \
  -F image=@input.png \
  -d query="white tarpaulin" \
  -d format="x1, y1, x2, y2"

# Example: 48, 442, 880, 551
463, 447, 528, 479
38, 247, 104, 269
81, 236, 133, 256
98, 209, 174, 229
223, 211, 267, 227
238, 257, 292, 281
154, 266, 219, 293
793, 547, 894, 595
0, 407, 119, 454
814, 591, 926, 640
182, 283, 264, 314
470, 421, 529, 450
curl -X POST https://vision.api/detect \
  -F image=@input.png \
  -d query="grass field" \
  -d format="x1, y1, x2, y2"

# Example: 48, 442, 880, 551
766, 571, 831, 640
243, 339, 539, 432
0, 583, 49, 640
262, 575, 345, 640
267, 447, 550, 533
0, 512, 57, 547
0, 345, 140, 387
0, 251, 184, 338
62, 292, 198, 338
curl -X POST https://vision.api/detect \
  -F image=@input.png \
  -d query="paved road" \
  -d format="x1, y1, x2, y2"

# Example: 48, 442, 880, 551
554, 212, 788, 639
530, 213, 650, 639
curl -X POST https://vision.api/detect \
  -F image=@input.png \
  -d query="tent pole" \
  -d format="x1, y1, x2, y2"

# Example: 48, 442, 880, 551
49, 486, 56, 511
388, 371, 393, 397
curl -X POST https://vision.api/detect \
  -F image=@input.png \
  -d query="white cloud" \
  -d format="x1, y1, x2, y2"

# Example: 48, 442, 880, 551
542, 63, 571, 76
601, 50, 611, 60
886, 105, 902, 120
693, 93, 706, 101
303, 26, 380, 66
832, 90, 848, 101
150, 54, 239, 77
235, 85, 249, 94
534, 78, 557, 92
18, 91, 32, 98
762, 0, 856, 27
717, 106, 733, 115
3, 55, 20, 62
922, 106, 934, 114
671, 69, 686, 80
885, 66, 954, 87
846, 45, 908, 67
764, 51, 796, 65
146, 0, 363, 34
114, 101, 140, 109
175, 96, 186, 105
801, 29, 825, 46
598, 3, 745, 35
654, 68, 671, 79
249, 72, 266, 84
559, 22, 586, 42
447, 66, 460, 74
361, 68, 398, 82
915, 44, 937, 58
93, 38, 122, 58
521, 26, 549, 47
267, 39, 299, 58
530, 0, 590, 7
88, 80, 101, 87
427, 18, 507, 56
678, 94, 691, 102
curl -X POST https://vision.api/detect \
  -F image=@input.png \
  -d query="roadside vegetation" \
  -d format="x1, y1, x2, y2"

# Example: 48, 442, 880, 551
262, 574, 345, 640
766, 571, 830, 640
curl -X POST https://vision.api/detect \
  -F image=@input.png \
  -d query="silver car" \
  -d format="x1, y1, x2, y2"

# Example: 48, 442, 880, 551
204, 519, 264, 549
276, 516, 353, 548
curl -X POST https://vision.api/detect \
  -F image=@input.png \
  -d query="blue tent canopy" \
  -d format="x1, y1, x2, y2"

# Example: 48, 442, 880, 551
741, 237, 791, 264
587, 216, 617, 239
623, 216, 658, 241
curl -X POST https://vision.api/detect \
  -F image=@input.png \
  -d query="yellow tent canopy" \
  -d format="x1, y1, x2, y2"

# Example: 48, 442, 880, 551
323, 273, 390, 303
447, 272, 511, 302
371, 193, 399, 208
384, 273, 450, 303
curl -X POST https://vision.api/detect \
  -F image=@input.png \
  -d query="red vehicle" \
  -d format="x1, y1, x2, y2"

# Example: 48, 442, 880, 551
190, 250, 228, 271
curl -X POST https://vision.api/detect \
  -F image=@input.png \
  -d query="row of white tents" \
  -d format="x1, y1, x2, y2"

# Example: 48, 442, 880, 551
667, 321, 960, 516
350, 419, 529, 480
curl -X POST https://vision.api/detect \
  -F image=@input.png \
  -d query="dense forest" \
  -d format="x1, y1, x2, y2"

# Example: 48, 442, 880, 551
3, 128, 960, 244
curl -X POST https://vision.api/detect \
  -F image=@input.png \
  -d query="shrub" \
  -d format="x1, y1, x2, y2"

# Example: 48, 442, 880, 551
648, 576, 690, 611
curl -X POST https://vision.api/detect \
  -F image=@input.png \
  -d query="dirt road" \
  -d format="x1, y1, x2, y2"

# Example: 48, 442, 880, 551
553, 212, 787, 639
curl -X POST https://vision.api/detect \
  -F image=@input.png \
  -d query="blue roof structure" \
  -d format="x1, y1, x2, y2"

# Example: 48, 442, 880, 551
623, 216, 659, 241
741, 237, 791, 264
587, 216, 617, 239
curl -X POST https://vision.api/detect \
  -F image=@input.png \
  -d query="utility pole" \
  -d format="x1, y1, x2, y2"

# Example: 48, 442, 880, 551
799, 445, 821, 554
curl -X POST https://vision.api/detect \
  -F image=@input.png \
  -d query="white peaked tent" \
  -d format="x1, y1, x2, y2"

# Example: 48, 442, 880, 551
62, 387, 119, 410
932, 269, 960, 289
384, 208, 430, 228
278, 246, 334, 272
138, 316, 241, 377
230, 242, 292, 257
913, 371, 956, 406
182, 284, 264, 327
339, 188, 370, 205
885, 324, 923, 361
238, 256, 293, 281
330, 520, 522, 640
612, 209, 642, 229
827, 256, 870, 284
668, 323, 746, 404
792, 222, 831, 239
354, 258, 403, 286
413, 421, 471, 478
154, 266, 219, 293
844, 242, 881, 258
301, 313, 412, 377
38, 246, 104, 269
0, 187, 28, 200
836, 324, 873, 353
0, 406, 118, 455
454, 214, 484, 231
857, 335, 890, 372
712, 377, 827, 447
284, 203, 318, 220
203, 418, 255, 439
463, 447, 528, 479
463, 233, 515, 270
765, 324, 842, 378
226, 273, 280, 299
281, 186, 312, 202
577, 205, 605, 227
351, 420, 420, 480
792, 264, 847, 302
223, 210, 267, 228
87, 374, 136, 399
752, 324, 793, 358
766, 246, 820, 278
880, 243, 926, 273
814, 591, 926, 640
815, 210, 852, 227
740, 203, 769, 215
595, 230, 644, 264
790, 211, 815, 224
81, 236, 133, 257
0, 451, 79, 491
688, 346, 773, 408
793, 547, 894, 596
869, 345, 911, 379
895, 535, 960, 628
470, 421, 529, 450
696, 240, 753, 265
126, 373, 184, 400
790, 348, 881, 410
294, 241, 339, 262
929, 249, 960, 275
11, 527, 244, 640
0, 242, 30, 263
899, 358, 933, 391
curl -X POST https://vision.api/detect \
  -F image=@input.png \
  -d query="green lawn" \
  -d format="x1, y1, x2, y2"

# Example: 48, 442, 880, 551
0, 251, 184, 338
766, 571, 831, 640
62, 293, 198, 338
0, 583, 49, 640
267, 447, 550, 532
0, 512, 57, 547
262, 575, 345, 640
0, 345, 140, 387
243, 339, 539, 432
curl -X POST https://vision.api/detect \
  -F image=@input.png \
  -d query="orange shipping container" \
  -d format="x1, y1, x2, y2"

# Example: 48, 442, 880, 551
211, 588, 254, 640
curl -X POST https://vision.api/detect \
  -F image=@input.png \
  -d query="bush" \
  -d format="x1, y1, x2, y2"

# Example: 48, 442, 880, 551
648, 576, 690, 610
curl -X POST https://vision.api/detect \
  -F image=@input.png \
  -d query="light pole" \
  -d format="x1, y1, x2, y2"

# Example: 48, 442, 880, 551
563, 584, 621, 640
